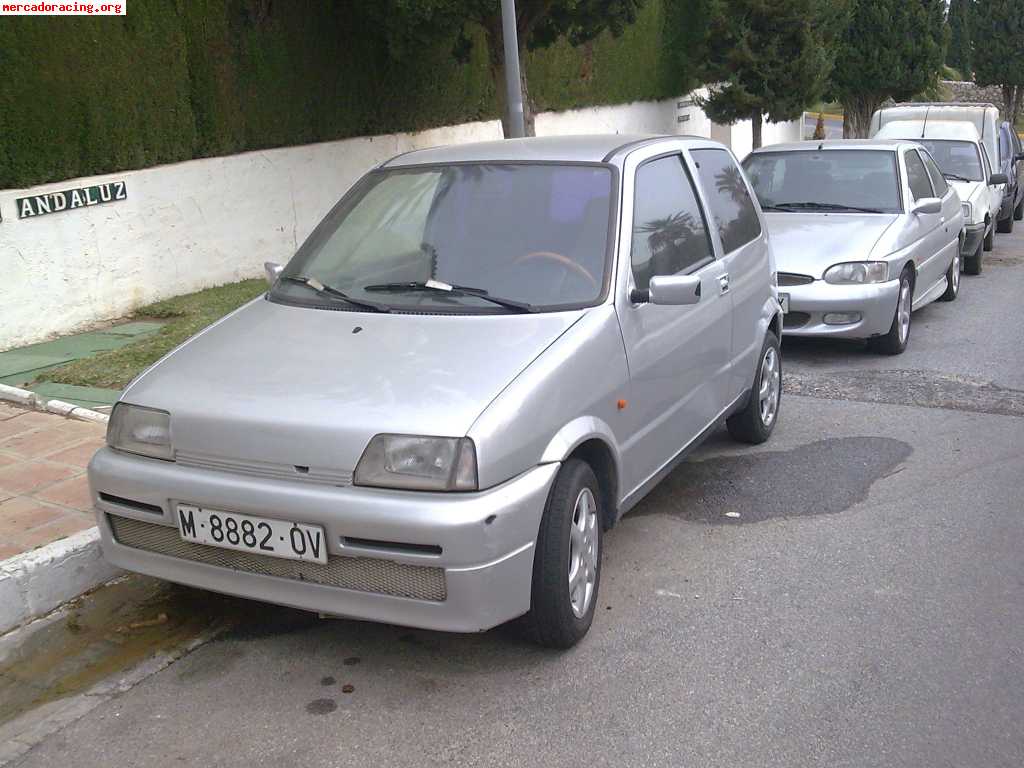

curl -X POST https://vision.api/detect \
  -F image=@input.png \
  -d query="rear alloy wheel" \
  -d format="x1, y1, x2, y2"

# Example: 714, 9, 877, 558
939, 250, 960, 301
726, 330, 781, 444
964, 237, 983, 275
523, 459, 602, 648
983, 220, 995, 251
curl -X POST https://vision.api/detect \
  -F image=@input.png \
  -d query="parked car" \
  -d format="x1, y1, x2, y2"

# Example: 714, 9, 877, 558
997, 120, 1024, 231
874, 121, 1007, 273
871, 102, 1001, 183
89, 135, 783, 648
743, 140, 963, 354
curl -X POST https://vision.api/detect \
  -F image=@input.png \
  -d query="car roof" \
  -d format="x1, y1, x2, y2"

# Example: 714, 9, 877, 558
748, 139, 907, 153
875, 120, 982, 142
381, 134, 710, 167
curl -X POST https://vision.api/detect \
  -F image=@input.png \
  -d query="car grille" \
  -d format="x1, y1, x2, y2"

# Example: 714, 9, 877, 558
176, 451, 353, 487
777, 272, 815, 287
107, 515, 446, 602
783, 311, 811, 329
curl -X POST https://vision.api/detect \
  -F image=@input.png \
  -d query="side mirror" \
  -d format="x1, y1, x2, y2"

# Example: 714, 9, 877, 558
989, 172, 1009, 186
264, 261, 283, 285
1015, 152, 1024, 163
910, 197, 942, 216
635, 274, 702, 306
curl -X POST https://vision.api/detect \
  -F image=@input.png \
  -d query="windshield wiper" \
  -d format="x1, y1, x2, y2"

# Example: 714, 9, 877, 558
771, 201, 885, 214
362, 280, 536, 313
942, 172, 972, 182
280, 275, 390, 313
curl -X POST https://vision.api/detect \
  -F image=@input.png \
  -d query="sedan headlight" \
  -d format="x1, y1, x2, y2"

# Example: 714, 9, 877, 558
823, 261, 889, 285
961, 201, 973, 222
354, 435, 478, 491
107, 403, 173, 460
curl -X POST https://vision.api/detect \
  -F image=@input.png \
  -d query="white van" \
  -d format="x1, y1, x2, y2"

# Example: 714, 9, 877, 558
872, 105, 1008, 274
871, 103, 1000, 170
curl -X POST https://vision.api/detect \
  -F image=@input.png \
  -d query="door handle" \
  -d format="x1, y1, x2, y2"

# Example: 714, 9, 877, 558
719, 274, 730, 294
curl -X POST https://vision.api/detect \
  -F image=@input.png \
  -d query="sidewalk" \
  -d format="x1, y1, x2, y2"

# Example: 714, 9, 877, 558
0, 403, 105, 560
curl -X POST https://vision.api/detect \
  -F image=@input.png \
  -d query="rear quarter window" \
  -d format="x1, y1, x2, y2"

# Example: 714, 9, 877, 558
690, 148, 762, 254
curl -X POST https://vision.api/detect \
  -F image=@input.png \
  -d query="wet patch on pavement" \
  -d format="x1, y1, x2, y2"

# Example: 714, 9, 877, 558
785, 369, 1024, 417
632, 437, 912, 524
305, 698, 337, 715
0, 576, 245, 728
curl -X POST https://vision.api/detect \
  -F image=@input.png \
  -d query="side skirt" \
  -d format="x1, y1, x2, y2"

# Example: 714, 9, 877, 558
616, 391, 748, 520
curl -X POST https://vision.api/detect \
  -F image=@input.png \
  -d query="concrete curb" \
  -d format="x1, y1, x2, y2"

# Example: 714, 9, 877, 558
0, 383, 110, 424
0, 528, 120, 636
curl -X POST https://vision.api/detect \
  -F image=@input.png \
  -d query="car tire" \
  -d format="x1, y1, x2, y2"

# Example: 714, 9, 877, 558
983, 220, 995, 251
522, 458, 602, 649
1014, 197, 1023, 221
869, 267, 913, 355
726, 330, 781, 445
939, 250, 960, 302
964, 237, 983, 275
997, 212, 1014, 233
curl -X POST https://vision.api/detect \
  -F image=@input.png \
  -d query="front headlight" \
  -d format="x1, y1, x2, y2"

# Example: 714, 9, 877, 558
354, 435, 478, 491
107, 403, 173, 460
961, 201, 973, 222
823, 261, 889, 285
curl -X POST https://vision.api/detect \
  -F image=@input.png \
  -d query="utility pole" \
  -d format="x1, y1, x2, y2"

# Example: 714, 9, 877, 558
500, 0, 526, 138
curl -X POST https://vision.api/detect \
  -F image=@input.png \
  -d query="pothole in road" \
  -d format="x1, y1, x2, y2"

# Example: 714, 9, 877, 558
785, 369, 1024, 417
631, 437, 911, 524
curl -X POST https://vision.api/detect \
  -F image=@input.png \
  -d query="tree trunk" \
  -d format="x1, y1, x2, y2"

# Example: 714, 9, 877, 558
841, 95, 881, 139
1013, 87, 1024, 126
1002, 86, 1015, 127
750, 110, 763, 150
484, 22, 535, 138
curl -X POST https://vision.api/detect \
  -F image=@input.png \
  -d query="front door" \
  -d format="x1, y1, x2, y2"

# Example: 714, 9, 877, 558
615, 150, 733, 495
904, 148, 947, 297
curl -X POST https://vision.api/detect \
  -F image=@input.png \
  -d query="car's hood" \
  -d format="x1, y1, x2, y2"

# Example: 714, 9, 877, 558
124, 298, 583, 474
949, 180, 984, 207
763, 212, 900, 277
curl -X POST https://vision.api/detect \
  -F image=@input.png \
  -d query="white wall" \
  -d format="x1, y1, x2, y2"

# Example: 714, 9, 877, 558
0, 96, 799, 350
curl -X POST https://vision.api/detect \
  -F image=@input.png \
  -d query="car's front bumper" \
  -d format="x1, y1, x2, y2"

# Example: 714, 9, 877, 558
88, 447, 558, 633
962, 222, 986, 254
780, 278, 900, 339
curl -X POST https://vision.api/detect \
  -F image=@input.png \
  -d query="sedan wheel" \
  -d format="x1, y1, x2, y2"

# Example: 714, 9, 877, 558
870, 268, 913, 355
940, 251, 960, 301
568, 488, 598, 618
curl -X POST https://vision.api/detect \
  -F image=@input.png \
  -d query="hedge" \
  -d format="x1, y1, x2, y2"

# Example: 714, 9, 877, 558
0, 0, 702, 190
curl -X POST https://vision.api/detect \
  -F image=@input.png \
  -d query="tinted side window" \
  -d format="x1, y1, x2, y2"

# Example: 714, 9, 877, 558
691, 148, 762, 253
630, 155, 714, 291
920, 150, 948, 196
905, 150, 934, 201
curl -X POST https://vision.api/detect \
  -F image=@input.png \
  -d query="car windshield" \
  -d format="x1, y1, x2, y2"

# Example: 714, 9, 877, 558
743, 150, 901, 213
913, 140, 984, 182
271, 163, 614, 313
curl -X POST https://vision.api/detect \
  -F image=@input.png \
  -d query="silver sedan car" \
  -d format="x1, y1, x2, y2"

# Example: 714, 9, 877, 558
90, 135, 782, 647
743, 140, 964, 354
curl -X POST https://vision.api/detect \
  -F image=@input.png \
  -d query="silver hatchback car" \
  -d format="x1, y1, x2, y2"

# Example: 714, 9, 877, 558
90, 135, 783, 647
744, 140, 964, 354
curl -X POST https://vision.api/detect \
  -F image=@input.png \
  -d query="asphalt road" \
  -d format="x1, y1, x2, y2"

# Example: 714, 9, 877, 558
13, 229, 1024, 768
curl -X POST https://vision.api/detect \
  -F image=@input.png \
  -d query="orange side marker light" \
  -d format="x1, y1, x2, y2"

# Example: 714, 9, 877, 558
617, 399, 628, 411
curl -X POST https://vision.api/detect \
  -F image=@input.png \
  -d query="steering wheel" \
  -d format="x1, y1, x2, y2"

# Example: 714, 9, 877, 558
511, 251, 599, 292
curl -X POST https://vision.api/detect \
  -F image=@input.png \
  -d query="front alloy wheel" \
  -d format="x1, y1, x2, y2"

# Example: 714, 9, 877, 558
870, 268, 912, 355
940, 251, 959, 301
524, 459, 603, 648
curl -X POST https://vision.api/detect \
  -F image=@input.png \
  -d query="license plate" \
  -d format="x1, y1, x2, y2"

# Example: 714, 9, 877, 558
779, 293, 790, 313
176, 504, 327, 564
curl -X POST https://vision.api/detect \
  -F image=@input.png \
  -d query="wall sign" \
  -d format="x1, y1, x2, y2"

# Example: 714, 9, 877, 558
16, 181, 126, 219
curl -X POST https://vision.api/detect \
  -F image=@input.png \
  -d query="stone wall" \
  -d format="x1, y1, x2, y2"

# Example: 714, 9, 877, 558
941, 81, 1005, 108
